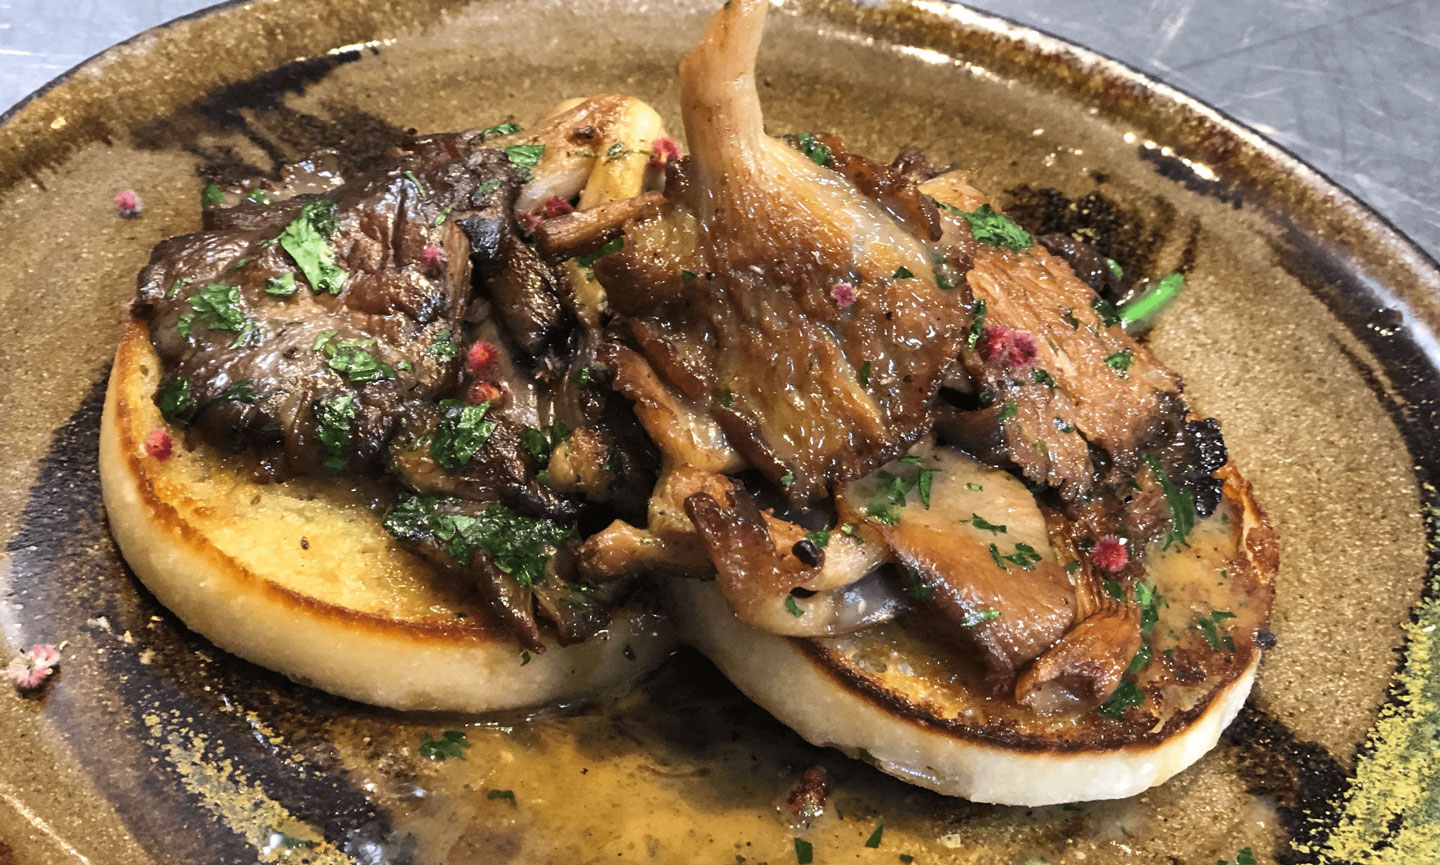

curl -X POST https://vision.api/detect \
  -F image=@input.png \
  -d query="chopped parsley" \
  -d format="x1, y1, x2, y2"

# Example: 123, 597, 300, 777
865, 502, 901, 525
805, 529, 830, 549
201, 184, 226, 206
1060, 305, 1081, 329
966, 482, 983, 492
970, 514, 1007, 534
1142, 452, 1196, 549
479, 121, 521, 137
903, 571, 933, 599
571, 365, 602, 388
1235, 848, 1257, 865
859, 360, 872, 387
1103, 580, 1126, 602
487, 789, 517, 805
1106, 258, 1124, 279
313, 394, 357, 471
428, 327, 459, 362
209, 379, 256, 405
785, 595, 805, 617
431, 400, 497, 471
504, 143, 546, 180
418, 730, 469, 761
267, 828, 318, 850
1104, 349, 1134, 376
474, 178, 501, 199
384, 495, 576, 584
998, 401, 1018, 421
1135, 582, 1162, 633
1092, 297, 1121, 327
319, 336, 395, 384
1031, 368, 1055, 388
1127, 642, 1152, 674
865, 824, 884, 849
989, 541, 1042, 571
933, 252, 961, 290
1054, 417, 1076, 433
791, 132, 833, 166
961, 609, 1001, 627
604, 142, 628, 162
520, 421, 573, 462
158, 377, 196, 420
957, 203, 1032, 251
166, 277, 192, 300
246, 189, 269, 204
402, 169, 429, 199
188, 283, 247, 332
433, 205, 452, 226
681, 269, 697, 283
892, 266, 914, 280
1195, 610, 1238, 652
793, 837, 814, 865
1097, 680, 1143, 718
176, 313, 195, 338
520, 650, 531, 665
577, 234, 624, 273
779, 471, 795, 487
264, 273, 297, 297
278, 199, 347, 295
966, 298, 988, 351
1065, 561, 1082, 576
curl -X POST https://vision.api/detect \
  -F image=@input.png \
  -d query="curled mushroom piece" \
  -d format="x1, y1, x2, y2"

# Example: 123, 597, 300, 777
685, 487, 904, 637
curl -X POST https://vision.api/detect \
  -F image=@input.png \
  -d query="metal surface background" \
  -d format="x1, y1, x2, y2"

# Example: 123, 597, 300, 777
1, 0, 1437, 258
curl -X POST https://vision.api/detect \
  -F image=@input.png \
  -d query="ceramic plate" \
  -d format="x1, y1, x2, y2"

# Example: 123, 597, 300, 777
1, 1, 1437, 863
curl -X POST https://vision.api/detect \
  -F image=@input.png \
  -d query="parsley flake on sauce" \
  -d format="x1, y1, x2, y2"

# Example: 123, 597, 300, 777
431, 400, 497, 471
1097, 680, 1143, 718
865, 824, 884, 849
201, 184, 226, 206
428, 327, 460, 362
892, 266, 915, 280
970, 514, 1007, 534
520, 421, 572, 462
158, 377, 196, 421
791, 132, 833, 166
278, 199, 347, 295
805, 530, 830, 549
384, 495, 577, 585
1142, 452, 1196, 549
1104, 349, 1134, 376
793, 837, 814, 865
264, 273, 297, 297
785, 595, 805, 617
188, 283, 247, 332
313, 394, 357, 471
320, 337, 395, 384
479, 121, 521, 137
957, 203, 1032, 251
402, 170, 429, 200
504, 143, 546, 180
966, 298, 988, 351
418, 730, 469, 761
487, 789, 517, 805
962, 609, 1001, 627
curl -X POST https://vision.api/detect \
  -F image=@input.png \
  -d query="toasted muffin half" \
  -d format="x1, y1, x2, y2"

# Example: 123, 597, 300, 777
101, 321, 675, 712
669, 468, 1276, 806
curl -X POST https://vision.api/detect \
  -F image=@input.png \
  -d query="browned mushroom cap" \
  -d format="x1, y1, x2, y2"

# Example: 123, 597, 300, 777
837, 446, 1077, 691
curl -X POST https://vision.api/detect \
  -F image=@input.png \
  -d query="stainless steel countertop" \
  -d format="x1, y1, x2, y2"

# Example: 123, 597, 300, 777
2, 0, 1437, 256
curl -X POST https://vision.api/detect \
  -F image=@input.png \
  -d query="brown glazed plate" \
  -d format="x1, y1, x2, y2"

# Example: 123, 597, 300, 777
1, 0, 1437, 863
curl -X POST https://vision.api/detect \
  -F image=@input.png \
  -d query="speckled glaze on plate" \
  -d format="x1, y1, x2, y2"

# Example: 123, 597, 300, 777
1, 1, 1437, 863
